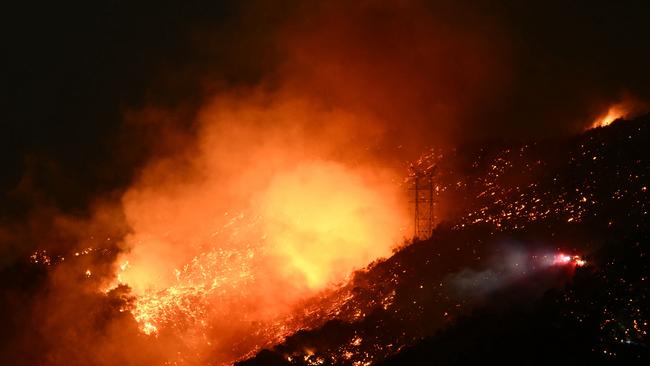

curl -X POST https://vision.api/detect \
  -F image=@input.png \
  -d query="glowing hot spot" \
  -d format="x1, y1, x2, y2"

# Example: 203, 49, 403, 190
554, 253, 572, 265
589, 98, 648, 130
106, 157, 408, 365
553, 253, 586, 267
260, 161, 407, 290
591, 105, 626, 128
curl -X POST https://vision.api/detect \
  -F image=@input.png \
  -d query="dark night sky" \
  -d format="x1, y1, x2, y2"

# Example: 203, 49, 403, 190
2, 1, 273, 214
2, 0, 650, 218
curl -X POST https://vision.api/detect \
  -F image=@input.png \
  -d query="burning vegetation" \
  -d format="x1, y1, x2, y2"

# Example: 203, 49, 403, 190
590, 98, 649, 129
98, 96, 410, 364
238, 115, 650, 365
4, 1, 650, 366
20, 114, 650, 366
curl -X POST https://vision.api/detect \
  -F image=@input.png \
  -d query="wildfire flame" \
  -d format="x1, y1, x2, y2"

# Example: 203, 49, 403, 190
108, 121, 406, 364
589, 98, 648, 129
113, 161, 406, 324
591, 105, 627, 129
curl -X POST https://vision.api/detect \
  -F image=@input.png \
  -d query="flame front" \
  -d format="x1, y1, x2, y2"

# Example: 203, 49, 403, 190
591, 105, 627, 128
589, 97, 648, 129
103, 94, 409, 364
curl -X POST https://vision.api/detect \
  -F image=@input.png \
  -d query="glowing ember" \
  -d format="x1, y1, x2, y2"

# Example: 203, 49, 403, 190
554, 253, 572, 264
99, 155, 408, 364
141, 321, 158, 336
553, 253, 586, 267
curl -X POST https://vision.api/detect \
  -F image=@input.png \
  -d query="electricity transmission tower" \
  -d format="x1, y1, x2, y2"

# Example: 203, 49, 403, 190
410, 166, 436, 240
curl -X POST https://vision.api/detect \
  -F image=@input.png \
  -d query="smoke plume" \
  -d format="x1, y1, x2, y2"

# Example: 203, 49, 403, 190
2, 1, 650, 365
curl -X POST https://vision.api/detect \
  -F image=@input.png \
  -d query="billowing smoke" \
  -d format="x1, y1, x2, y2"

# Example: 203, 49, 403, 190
447, 242, 584, 298
105, 7, 511, 362
2, 1, 649, 365
95, 2, 513, 361
109, 81, 414, 362
448, 244, 531, 297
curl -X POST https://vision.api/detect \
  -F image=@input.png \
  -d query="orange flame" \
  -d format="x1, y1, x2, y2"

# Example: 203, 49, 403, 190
260, 161, 404, 289
590, 97, 648, 129
591, 104, 627, 128
103, 92, 409, 364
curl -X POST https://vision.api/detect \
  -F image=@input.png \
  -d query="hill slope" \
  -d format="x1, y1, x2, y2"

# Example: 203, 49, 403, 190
239, 116, 650, 365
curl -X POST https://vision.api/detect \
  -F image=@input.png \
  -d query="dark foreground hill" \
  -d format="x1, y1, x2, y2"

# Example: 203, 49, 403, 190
238, 116, 650, 365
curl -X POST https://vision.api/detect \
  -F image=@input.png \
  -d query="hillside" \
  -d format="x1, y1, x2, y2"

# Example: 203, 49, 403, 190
238, 116, 650, 365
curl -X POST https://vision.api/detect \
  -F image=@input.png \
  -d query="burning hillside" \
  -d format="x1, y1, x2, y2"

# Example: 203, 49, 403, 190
16, 115, 647, 366
3, 1, 650, 366
238, 115, 650, 365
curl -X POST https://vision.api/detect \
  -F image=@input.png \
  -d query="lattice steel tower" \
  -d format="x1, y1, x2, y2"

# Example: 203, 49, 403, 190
410, 167, 436, 239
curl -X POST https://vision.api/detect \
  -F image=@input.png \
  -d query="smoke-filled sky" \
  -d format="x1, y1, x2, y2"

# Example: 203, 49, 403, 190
3, 0, 650, 220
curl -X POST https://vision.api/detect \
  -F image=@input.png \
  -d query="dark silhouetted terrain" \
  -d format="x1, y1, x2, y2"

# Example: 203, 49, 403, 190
239, 116, 650, 365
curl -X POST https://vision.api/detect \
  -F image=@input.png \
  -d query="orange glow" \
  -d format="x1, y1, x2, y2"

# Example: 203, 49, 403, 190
103, 92, 409, 364
589, 97, 648, 129
93, 2, 508, 362
591, 105, 626, 128
260, 161, 404, 289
